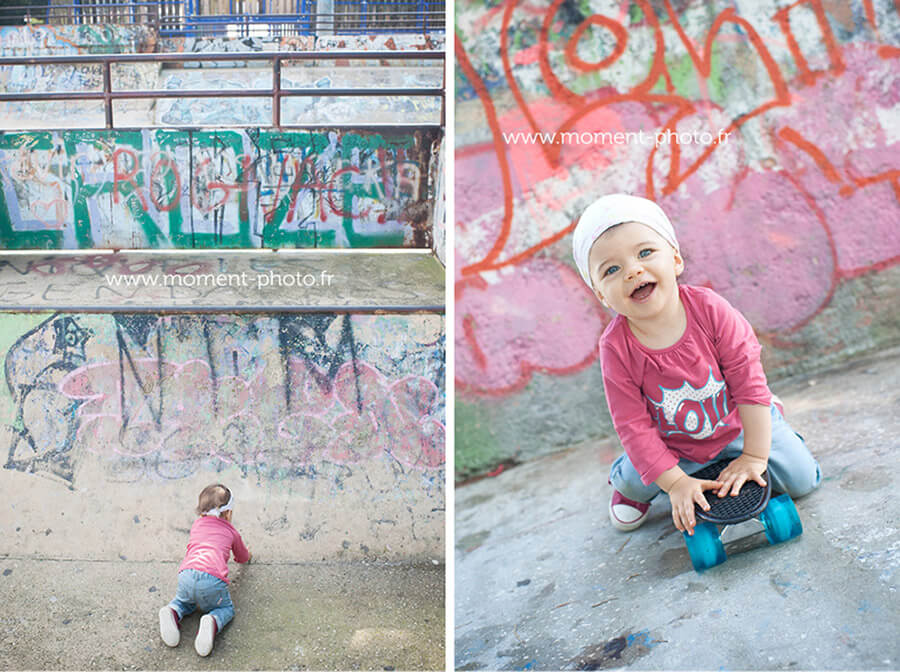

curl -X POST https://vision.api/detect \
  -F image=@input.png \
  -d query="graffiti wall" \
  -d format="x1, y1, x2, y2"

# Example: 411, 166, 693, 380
0, 310, 445, 560
455, 0, 900, 477
0, 128, 440, 249
0, 24, 156, 55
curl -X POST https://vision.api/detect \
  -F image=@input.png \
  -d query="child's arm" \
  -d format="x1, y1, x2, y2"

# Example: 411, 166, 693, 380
697, 289, 773, 497
655, 465, 723, 536
232, 532, 252, 564
716, 404, 770, 497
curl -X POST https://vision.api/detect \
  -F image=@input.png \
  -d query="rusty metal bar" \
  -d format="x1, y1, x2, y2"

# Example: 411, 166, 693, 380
0, 50, 445, 130
273, 55, 282, 129
102, 60, 114, 129
440, 49, 446, 128
0, 88, 442, 101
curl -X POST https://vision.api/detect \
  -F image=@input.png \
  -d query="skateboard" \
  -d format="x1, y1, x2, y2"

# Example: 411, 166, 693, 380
683, 460, 803, 571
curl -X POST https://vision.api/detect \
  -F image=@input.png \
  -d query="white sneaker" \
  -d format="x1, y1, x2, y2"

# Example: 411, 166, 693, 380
158, 607, 180, 647
609, 490, 651, 531
195, 614, 217, 657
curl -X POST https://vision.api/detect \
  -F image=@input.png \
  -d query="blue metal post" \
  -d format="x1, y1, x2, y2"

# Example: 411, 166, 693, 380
185, 0, 195, 37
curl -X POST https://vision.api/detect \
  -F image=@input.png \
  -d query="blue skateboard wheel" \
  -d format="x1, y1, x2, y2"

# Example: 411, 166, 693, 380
760, 494, 803, 544
683, 521, 727, 571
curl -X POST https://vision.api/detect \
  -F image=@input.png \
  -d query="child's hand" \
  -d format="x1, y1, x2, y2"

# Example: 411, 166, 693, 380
716, 455, 767, 497
668, 475, 723, 536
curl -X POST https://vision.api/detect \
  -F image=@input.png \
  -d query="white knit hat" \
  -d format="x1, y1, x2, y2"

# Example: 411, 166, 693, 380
572, 194, 679, 288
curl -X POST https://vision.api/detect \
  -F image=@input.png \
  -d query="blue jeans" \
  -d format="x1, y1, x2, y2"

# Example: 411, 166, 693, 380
610, 402, 821, 503
168, 569, 234, 631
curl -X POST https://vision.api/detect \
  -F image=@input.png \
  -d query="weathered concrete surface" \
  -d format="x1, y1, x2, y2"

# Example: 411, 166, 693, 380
454, 0, 900, 477
0, 251, 444, 310
0, 558, 444, 670
4, 459, 444, 564
455, 348, 900, 670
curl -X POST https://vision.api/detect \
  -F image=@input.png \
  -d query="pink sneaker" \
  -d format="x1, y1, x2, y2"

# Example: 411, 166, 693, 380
609, 490, 651, 531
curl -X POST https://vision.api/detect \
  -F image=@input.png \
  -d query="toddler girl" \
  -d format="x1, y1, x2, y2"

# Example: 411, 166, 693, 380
572, 194, 821, 535
158, 483, 252, 656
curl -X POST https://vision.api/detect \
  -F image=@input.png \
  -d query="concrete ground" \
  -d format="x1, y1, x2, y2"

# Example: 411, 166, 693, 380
455, 348, 900, 670
0, 558, 443, 670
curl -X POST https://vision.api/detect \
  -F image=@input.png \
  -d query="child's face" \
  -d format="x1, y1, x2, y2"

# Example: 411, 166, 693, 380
588, 221, 684, 320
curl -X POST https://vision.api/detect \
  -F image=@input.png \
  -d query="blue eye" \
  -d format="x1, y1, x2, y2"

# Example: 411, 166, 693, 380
639, 248, 653, 258
603, 265, 619, 277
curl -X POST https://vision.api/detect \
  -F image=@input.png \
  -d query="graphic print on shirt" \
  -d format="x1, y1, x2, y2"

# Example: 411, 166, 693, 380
646, 367, 729, 440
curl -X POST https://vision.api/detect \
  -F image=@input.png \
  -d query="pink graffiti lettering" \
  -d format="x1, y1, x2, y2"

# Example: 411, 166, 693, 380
59, 357, 444, 472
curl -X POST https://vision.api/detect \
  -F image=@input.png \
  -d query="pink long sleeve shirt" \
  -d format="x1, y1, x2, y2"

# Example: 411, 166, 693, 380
599, 285, 772, 485
178, 515, 250, 584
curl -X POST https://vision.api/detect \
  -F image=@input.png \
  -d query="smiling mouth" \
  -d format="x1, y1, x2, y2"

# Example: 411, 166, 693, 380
630, 282, 656, 301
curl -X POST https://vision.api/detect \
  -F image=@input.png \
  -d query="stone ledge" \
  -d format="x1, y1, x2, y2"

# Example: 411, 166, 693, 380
0, 250, 444, 312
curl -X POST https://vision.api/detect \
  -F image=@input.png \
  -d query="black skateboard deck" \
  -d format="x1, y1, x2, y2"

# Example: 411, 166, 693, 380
692, 459, 771, 525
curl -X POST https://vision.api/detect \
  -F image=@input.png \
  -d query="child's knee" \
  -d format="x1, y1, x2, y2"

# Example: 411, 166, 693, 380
609, 471, 656, 502
780, 461, 822, 499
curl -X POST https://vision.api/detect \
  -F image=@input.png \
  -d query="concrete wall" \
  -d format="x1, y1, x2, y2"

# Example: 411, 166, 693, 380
455, 0, 900, 478
1, 311, 444, 561
0, 128, 440, 249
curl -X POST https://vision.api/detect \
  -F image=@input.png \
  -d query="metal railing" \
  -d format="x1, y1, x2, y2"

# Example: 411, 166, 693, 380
0, 1, 445, 35
0, 50, 445, 129
331, 0, 443, 34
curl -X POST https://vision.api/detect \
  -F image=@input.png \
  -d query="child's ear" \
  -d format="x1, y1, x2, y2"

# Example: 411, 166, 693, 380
673, 249, 685, 277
